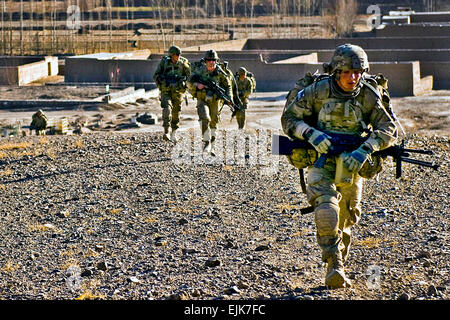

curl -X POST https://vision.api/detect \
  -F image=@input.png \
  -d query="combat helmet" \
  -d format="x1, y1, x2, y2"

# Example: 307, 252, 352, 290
323, 44, 369, 75
204, 49, 219, 61
238, 67, 247, 75
168, 45, 181, 56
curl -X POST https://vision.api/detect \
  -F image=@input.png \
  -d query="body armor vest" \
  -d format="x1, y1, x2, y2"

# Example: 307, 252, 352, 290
317, 98, 364, 134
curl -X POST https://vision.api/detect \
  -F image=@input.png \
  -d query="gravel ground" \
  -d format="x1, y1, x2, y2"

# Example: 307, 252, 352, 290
0, 86, 448, 301
0, 129, 448, 301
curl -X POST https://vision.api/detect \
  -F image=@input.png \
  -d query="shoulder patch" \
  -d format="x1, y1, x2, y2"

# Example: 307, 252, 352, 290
297, 89, 305, 100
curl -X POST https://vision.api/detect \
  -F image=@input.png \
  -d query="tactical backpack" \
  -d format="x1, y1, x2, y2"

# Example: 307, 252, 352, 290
247, 71, 256, 91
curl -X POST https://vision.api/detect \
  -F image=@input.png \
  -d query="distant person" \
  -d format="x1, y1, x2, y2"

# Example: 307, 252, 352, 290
281, 44, 398, 288
234, 67, 254, 130
218, 60, 242, 119
187, 49, 232, 155
30, 109, 48, 135
153, 45, 191, 143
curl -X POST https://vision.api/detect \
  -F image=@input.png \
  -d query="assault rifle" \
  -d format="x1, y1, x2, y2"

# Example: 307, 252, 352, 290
272, 133, 439, 215
272, 133, 439, 178
190, 74, 243, 117
157, 74, 187, 87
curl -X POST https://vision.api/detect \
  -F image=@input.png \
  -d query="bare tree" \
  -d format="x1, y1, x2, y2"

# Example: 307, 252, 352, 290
324, 0, 357, 37
1, 0, 5, 54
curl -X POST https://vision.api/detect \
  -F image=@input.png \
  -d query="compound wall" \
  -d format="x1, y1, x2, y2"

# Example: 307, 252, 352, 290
409, 12, 450, 23
243, 37, 450, 50
0, 56, 58, 85
376, 24, 450, 37
65, 57, 157, 85
285, 49, 450, 89
65, 53, 429, 97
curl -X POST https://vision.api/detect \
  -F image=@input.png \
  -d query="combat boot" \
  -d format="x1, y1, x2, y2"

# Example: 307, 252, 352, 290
203, 140, 211, 153
210, 141, 216, 156
324, 250, 351, 289
170, 129, 178, 143
210, 129, 216, 156
163, 127, 170, 141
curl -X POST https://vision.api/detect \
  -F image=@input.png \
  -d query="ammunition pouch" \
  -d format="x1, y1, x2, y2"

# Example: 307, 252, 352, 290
205, 90, 214, 102
358, 154, 384, 179
286, 148, 318, 169
176, 81, 187, 93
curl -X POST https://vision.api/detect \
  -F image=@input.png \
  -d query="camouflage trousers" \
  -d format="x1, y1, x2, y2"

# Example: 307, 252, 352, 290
305, 157, 363, 263
160, 90, 183, 132
196, 99, 221, 139
235, 110, 246, 129
234, 102, 247, 129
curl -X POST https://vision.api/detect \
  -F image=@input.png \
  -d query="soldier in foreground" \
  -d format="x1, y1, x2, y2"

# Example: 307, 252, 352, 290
30, 109, 48, 135
281, 44, 398, 288
235, 67, 254, 130
153, 45, 191, 143
187, 50, 232, 155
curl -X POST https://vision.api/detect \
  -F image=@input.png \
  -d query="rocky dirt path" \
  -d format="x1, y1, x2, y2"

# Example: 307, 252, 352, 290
0, 88, 448, 301
0, 131, 447, 300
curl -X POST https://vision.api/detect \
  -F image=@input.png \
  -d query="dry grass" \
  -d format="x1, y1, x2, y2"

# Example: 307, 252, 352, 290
39, 137, 49, 145
76, 291, 105, 300
0, 168, 14, 177
0, 141, 32, 151
354, 236, 392, 248
0, 141, 58, 160
73, 140, 84, 149
1, 261, 21, 272
117, 139, 132, 145
143, 217, 159, 223
109, 208, 123, 215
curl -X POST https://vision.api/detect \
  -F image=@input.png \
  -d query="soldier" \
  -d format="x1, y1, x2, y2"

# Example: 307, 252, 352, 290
281, 44, 398, 288
218, 60, 241, 112
153, 45, 191, 143
235, 67, 254, 130
30, 109, 48, 135
187, 49, 232, 155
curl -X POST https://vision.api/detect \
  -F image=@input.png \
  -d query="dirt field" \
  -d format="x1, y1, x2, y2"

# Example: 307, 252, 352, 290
0, 83, 449, 137
0, 83, 448, 304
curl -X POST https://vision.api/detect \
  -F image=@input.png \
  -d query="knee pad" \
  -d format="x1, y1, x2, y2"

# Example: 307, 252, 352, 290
314, 196, 340, 237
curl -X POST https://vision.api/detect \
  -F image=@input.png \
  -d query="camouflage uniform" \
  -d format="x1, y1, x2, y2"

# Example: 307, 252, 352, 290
153, 45, 191, 142
187, 50, 232, 153
235, 67, 254, 129
281, 44, 398, 288
219, 60, 241, 106
30, 109, 48, 135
